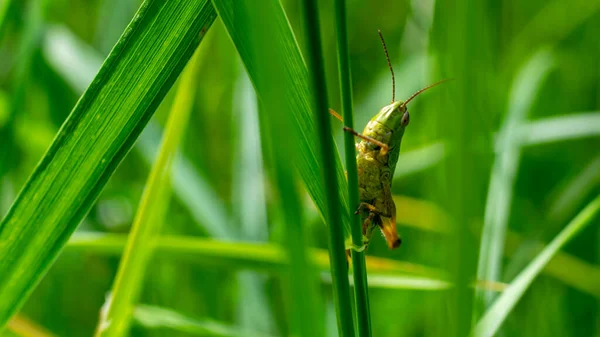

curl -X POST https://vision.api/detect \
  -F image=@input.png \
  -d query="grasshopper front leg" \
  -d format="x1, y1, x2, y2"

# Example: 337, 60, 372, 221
329, 108, 390, 155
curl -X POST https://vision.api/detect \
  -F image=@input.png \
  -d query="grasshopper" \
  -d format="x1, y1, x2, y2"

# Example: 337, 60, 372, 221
331, 31, 449, 253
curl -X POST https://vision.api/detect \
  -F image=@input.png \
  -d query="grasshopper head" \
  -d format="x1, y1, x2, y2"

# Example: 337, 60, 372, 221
374, 79, 452, 134
373, 101, 410, 131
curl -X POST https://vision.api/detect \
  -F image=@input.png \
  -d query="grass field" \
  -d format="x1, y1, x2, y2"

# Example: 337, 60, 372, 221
0, 0, 599, 336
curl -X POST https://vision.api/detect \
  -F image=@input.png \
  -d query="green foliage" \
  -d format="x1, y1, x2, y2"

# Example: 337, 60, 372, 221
0, 0, 599, 336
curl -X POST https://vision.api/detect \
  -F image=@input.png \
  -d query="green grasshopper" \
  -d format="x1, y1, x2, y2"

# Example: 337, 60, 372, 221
331, 31, 449, 253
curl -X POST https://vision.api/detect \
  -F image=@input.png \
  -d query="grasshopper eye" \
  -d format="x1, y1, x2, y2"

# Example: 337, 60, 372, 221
401, 111, 410, 126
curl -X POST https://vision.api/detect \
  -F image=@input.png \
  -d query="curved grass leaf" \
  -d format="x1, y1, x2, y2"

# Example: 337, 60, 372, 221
0, 0, 216, 328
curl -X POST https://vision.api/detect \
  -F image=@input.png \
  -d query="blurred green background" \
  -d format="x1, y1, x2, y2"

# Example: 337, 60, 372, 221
0, 0, 599, 336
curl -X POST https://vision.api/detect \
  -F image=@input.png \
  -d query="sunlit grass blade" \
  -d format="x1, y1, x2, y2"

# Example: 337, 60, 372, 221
332, 0, 371, 335
133, 305, 271, 337
94, 46, 205, 337
0, 0, 216, 328
475, 49, 555, 316
471, 195, 600, 337
43, 25, 234, 238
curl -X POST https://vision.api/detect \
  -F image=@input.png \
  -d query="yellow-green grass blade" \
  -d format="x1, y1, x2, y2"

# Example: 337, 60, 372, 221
94, 46, 205, 337
66, 232, 444, 280
0, 0, 216, 328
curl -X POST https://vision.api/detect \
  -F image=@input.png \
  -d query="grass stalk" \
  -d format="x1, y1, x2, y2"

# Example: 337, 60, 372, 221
332, 0, 371, 335
300, 0, 355, 336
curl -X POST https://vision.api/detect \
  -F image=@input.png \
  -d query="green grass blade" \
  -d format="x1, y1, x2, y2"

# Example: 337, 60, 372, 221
332, 0, 371, 336
211, 0, 352, 242
43, 25, 234, 238
475, 49, 555, 316
0, 0, 216, 328
471, 195, 600, 337
300, 0, 355, 335
94, 47, 205, 337
133, 305, 272, 337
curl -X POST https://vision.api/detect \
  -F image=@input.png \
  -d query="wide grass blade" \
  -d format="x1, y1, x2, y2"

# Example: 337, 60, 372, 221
472, 195, 600, 337
43, 25, 234, 238
0, 0, 216, 328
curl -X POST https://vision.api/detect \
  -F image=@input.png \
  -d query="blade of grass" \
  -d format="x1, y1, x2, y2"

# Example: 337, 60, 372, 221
300, 0, 355, 336
471, 195, 600, 337
66, 232, 448, 285
94, 46, 206, 337
43, 25, 234, 238
475, 49, 555, 317
332, 0, 371, 336
0, 0, 216, 328
133, 305, 271, 337
211, 0, 352, 243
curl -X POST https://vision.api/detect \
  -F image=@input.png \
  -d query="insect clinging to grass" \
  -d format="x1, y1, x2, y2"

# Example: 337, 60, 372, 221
330, 30, 450, 254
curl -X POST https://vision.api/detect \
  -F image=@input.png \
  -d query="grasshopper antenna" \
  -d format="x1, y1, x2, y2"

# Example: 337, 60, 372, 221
378, 30, 395, 103
401, 78, 454, 108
